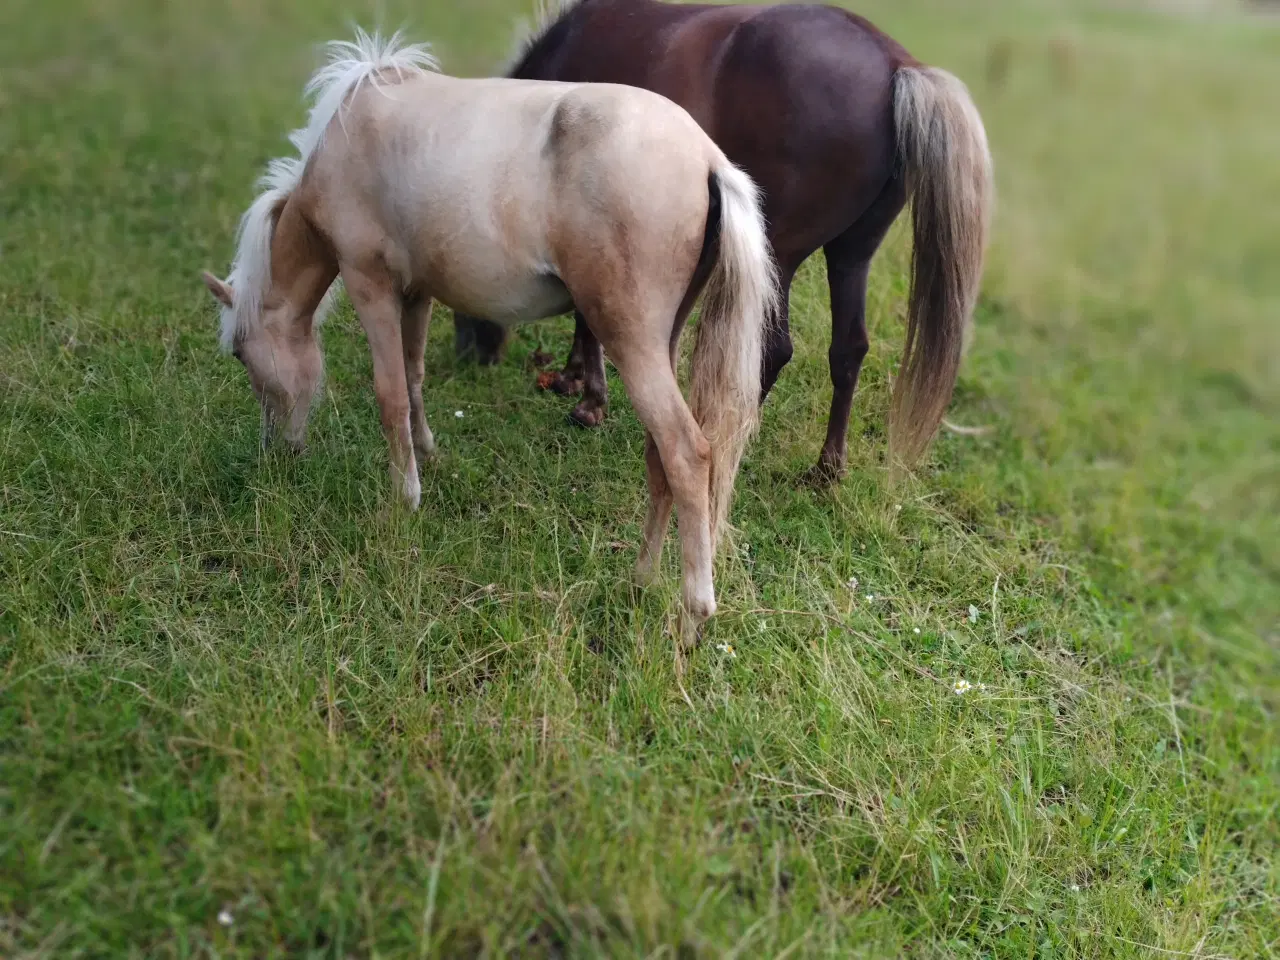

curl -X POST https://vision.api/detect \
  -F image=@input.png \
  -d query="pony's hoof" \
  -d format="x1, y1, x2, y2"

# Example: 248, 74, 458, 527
633, 558, 658, 589
679, 620, 706, 652
395, 470, 422, 511
568, 401, 606, 428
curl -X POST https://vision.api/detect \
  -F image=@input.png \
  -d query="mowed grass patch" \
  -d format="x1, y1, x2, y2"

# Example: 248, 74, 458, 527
1, 0, 1277, 956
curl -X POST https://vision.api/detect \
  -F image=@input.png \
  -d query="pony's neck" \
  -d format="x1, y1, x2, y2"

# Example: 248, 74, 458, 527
266, 195, 338, 338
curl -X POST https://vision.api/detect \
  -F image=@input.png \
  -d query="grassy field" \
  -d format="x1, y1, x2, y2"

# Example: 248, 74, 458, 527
2, 0, 1278, 956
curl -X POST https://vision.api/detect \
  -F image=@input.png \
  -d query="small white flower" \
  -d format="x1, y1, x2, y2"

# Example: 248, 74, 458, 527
913, 628, 921, 635
716, 642, 737, 658
847, 576, 859, 591
865, 594, 875, 602
1070, 884, 1080, 892
894, 504, 902, 512
217, 909, 234, 927
455, 410, 464, 418
451, 472, 459, 479
952, 679, 973, 696
968, 604, 980, 623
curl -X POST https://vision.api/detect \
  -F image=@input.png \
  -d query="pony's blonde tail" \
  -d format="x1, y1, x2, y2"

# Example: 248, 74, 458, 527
889, 66, 993, 470
689, 162, 780, 549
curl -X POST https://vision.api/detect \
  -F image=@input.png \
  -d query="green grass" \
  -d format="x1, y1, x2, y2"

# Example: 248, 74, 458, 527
2, 0, 1278, 956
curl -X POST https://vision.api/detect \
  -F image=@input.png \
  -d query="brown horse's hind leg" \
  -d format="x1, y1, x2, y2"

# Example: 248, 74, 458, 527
760, 262, 800, 401
805, 255, 870, 485
403, 294, 436, 462
807, 177, 907, 484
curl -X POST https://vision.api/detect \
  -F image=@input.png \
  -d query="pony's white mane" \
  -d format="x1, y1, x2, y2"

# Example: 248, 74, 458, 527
218, 29, 439, 351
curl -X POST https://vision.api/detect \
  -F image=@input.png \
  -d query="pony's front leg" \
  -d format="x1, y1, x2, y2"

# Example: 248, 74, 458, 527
403, 294, 437, 463
343, 264, 420, 510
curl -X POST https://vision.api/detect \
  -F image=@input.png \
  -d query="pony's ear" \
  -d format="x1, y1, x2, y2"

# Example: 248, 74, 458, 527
201, 271, 234, 308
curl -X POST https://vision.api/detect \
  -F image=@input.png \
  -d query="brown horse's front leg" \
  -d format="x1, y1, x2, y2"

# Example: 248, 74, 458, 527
536, 311, 588, 398
535, 312, 609, 427
453, 312, 508, 366
568, 316, 608, 427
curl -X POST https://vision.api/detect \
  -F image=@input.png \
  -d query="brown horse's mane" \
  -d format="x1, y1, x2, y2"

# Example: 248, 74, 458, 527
507, 0, 590, 77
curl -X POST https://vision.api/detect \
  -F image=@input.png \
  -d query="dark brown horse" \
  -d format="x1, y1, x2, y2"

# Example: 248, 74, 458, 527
453, 0, 992, 479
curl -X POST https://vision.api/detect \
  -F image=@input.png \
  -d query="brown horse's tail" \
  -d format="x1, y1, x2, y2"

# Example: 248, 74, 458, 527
689, 161, 780, 549
889, 65, 993, 469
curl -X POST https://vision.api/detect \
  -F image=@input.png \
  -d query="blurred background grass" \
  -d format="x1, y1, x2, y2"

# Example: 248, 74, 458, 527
1, 0, 1277, 956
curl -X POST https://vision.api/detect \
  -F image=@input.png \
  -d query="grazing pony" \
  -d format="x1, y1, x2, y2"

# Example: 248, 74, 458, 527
201, 31, 778, 640
454, 0, 994, 480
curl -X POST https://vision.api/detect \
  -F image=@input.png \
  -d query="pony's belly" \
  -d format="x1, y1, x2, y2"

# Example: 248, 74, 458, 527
433, 269, 574, 327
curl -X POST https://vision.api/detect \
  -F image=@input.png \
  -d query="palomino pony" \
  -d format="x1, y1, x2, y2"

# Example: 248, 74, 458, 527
453, 0, 994, 480
201, 31, 778, 639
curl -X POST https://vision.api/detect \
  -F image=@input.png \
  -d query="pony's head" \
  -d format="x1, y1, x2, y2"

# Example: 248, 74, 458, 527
203, 28, 435, 451
202, 263, 327, 452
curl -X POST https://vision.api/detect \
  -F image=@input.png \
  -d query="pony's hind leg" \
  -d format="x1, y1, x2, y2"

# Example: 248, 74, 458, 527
403, 294, 437, 462
613, 346, 715, 647
342, 261, 420, 509
634, 431, 674, 586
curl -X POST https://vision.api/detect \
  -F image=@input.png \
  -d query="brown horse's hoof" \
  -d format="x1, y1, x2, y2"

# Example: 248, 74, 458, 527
800, 458, 846, 488
551, 374, 585, 397
535, 370, 585, 397
568, 401, 606, 428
